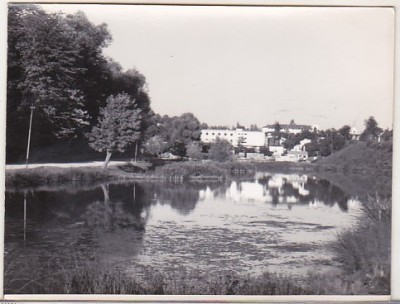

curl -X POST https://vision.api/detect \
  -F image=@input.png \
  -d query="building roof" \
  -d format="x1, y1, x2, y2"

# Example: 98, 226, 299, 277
263, 124, 312, 130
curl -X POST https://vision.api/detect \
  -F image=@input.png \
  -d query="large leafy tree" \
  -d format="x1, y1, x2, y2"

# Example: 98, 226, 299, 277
144, 113, 203, 157
7, 5, 110, 160
7, 5, 111, 137
360, 116, 383, 142
7, 5, 152, 162
88, 93, 141, 168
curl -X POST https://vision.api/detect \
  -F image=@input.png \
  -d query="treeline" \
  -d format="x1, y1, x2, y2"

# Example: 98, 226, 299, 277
281, 117, 392, 157
7, 5, 151, 162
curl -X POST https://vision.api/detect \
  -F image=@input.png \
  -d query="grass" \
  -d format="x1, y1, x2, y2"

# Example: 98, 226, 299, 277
5, 160, 256, 187
317, 141, 392, 175
330, 196, 391, 294
4, 256, 313, 295
5, 167, 118, 188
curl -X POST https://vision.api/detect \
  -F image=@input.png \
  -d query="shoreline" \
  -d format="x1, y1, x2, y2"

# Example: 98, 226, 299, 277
5, 159, 389, 187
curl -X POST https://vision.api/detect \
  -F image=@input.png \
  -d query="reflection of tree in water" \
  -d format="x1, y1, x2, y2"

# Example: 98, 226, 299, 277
257, 174, 350, 211
82, 184, 148, 231
209, 182, 230, 199
303, 178, 349, 211
150, 182, 208, 215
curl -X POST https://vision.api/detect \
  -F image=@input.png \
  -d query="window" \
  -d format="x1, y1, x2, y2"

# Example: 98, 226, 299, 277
224, 133, 227, 136
212, 133, 215, 135
218, 133, 221, 136
206, 133, 208, 135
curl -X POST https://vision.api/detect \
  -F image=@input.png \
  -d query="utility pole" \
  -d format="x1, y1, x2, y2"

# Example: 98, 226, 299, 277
134, 141, 138, 162
25, 105, 35, 168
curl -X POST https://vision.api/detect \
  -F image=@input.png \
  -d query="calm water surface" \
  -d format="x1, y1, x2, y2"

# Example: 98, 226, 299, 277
5, 172, 363, 293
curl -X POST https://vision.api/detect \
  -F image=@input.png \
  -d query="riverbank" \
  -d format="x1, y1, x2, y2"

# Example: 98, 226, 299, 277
5, 161, 256, 188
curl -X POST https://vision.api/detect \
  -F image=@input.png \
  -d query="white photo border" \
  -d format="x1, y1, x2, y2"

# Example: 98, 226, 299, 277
0, 0, 398, 302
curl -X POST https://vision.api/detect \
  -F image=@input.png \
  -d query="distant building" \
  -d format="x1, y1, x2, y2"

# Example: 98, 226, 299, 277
287, 150, 308, 161
201, 120, 318, 151
350, 127, 360, 140
275, 151, 308, 162
293, 138, 312, 151
200, 128, 266, 148
269, 145, 285, 156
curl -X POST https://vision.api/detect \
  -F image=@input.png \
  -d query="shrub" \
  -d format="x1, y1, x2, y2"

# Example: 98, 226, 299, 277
208, 138, 233, 162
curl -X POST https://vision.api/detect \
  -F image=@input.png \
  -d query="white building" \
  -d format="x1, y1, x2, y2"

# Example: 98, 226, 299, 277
200, 128, 266, 148
293, 138, 312, 151
269, 145, 285, 156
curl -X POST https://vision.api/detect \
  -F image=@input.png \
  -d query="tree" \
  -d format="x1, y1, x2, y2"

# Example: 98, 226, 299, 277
7, 5, 111, 138
208, 138, 232, 162
186, 142, 203, 160
338, 125, 352, 142
360, 116, 382, 142
145, 135, 166, 156
144, 113, 202, 157
6, 5, 152, 162
273, 121, 282, 141
88, 93, 141, 168
250, 124, 259, 131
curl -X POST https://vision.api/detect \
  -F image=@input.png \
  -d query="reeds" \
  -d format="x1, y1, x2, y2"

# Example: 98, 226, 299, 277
5, 167, 114, 187
154, 161, 255, 181
329, 195, 391, 294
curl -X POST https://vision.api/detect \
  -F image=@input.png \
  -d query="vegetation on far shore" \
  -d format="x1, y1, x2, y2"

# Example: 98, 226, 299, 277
6, 137, 392, 188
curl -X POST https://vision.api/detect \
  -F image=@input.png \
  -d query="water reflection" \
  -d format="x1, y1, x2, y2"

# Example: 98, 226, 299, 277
83, 184, 147, 231
4, 172, 364, 294
256, 173, 350, 211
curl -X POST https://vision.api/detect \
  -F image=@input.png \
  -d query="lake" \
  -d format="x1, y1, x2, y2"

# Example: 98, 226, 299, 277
4, 171, 364, 294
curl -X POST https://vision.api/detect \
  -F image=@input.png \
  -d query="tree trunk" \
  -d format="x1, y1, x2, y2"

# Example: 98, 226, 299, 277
103, 151, 112, 169
101, 184, 110, 202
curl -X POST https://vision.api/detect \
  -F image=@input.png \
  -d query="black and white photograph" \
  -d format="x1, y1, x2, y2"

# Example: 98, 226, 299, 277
2, 2, 396, 297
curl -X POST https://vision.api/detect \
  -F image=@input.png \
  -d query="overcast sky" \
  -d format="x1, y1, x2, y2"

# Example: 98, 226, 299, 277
41, 4, 394, 131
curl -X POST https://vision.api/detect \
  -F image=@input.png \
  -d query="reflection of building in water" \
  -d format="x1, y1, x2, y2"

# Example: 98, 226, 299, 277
309, 200, 323, 208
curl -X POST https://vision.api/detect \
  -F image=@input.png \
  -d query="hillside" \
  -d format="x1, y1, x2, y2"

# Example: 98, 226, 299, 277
318, 141, 392, 174
316, 141, 392, 196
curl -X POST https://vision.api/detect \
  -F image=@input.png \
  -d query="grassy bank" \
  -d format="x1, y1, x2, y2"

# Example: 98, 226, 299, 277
316, 141, 392, 174
5, 166, 130, 188
4, 256, 312, 295
5, 161, 256, 187
332, 196, 391, 294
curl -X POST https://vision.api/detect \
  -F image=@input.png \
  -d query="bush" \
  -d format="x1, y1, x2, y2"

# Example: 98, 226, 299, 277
331, 196, 391, 294
208, 138, 233, 162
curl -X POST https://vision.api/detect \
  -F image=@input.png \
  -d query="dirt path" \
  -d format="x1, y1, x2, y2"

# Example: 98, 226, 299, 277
5, 161, 128, 170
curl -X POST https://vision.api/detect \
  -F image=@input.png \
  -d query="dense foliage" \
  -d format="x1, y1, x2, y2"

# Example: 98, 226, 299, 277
88, 93, 142, 168
7, 5, 151, 162
144, 113, 205, 157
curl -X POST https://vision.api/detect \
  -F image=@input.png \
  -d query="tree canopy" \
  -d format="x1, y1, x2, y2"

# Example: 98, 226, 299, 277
144, 113, 203, 157
208, 138, 233, 162
360, 116, 383, 142
7, 4, 151, 162
88, 93, 141, 168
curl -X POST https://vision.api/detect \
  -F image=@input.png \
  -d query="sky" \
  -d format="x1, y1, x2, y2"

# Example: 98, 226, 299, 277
41, 4, 395, 131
